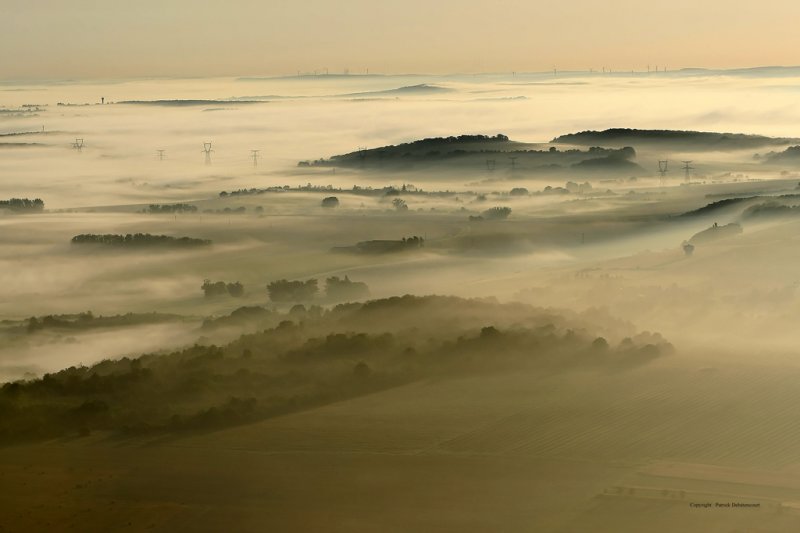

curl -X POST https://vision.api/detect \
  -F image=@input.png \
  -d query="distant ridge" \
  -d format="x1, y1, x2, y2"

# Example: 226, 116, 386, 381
679, 197, 758, 217
0, 130, 59, 137
117, 100, 263, 106
237, 73, 389, 81
339, 84, 454, 98
118, 86, 451, 106
760, 145, 800, 164
675, 66, 800, 78
552, 128, 800, 150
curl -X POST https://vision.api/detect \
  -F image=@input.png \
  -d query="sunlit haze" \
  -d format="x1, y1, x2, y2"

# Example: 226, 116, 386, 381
2, 0, 800, 79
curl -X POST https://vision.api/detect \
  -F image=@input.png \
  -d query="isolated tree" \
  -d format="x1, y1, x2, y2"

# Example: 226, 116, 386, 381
482, 206, 512, 220
392, 198, 408, 211
591, 337, 609, 352
226, 282, 244, 297
321, 196, 339, 208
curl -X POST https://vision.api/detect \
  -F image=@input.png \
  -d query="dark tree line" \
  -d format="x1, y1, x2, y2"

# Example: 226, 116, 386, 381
203, 206, 247, 214
71, 233, 212, 247
26, 311, 182, 333
146, 203, 198, 214
267, 279, 319, 302
199, 276, 370, 303
267, 276, 371, 303
0, 198, 44, 212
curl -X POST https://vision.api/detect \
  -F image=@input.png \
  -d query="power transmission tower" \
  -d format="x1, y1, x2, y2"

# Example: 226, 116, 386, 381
72, 138, 84, 151
682, 160, 694, 182
509, 156, 518, 170
157, 149, 165, 161
251, 149, 260, 167
658, 160, 668, 185
202, 142, 214, 165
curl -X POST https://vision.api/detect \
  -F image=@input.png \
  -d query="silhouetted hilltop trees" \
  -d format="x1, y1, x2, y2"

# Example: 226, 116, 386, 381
308, 134, 642, 174
553, 128, 799, 151
146, 203, 198, 214
329, 134, 510, 163
71, 233, 211, 248
313, 134, 514, 167
202, 280, 244, 298
267, 279, 318, 302
325, 276, 370, 302
0, 198, 44, 212
0, 295, 671, 443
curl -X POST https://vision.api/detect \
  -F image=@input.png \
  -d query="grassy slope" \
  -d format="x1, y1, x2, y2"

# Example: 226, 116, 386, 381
5, 361, 800, 532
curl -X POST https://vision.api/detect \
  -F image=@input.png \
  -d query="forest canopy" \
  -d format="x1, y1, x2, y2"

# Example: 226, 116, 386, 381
0, 295, 671, 444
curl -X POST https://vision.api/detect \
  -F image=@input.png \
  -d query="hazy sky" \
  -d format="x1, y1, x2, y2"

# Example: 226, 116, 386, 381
2, 0, 799, 80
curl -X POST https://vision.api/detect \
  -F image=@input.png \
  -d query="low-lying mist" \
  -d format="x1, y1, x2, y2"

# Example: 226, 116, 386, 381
9, 71, 800, 532
4, 72, 800, 412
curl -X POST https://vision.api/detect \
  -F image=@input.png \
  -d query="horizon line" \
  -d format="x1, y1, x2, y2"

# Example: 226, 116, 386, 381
4, 65, 800, 85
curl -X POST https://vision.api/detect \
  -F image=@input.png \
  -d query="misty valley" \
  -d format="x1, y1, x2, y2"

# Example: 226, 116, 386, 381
5, 72, 800, 531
